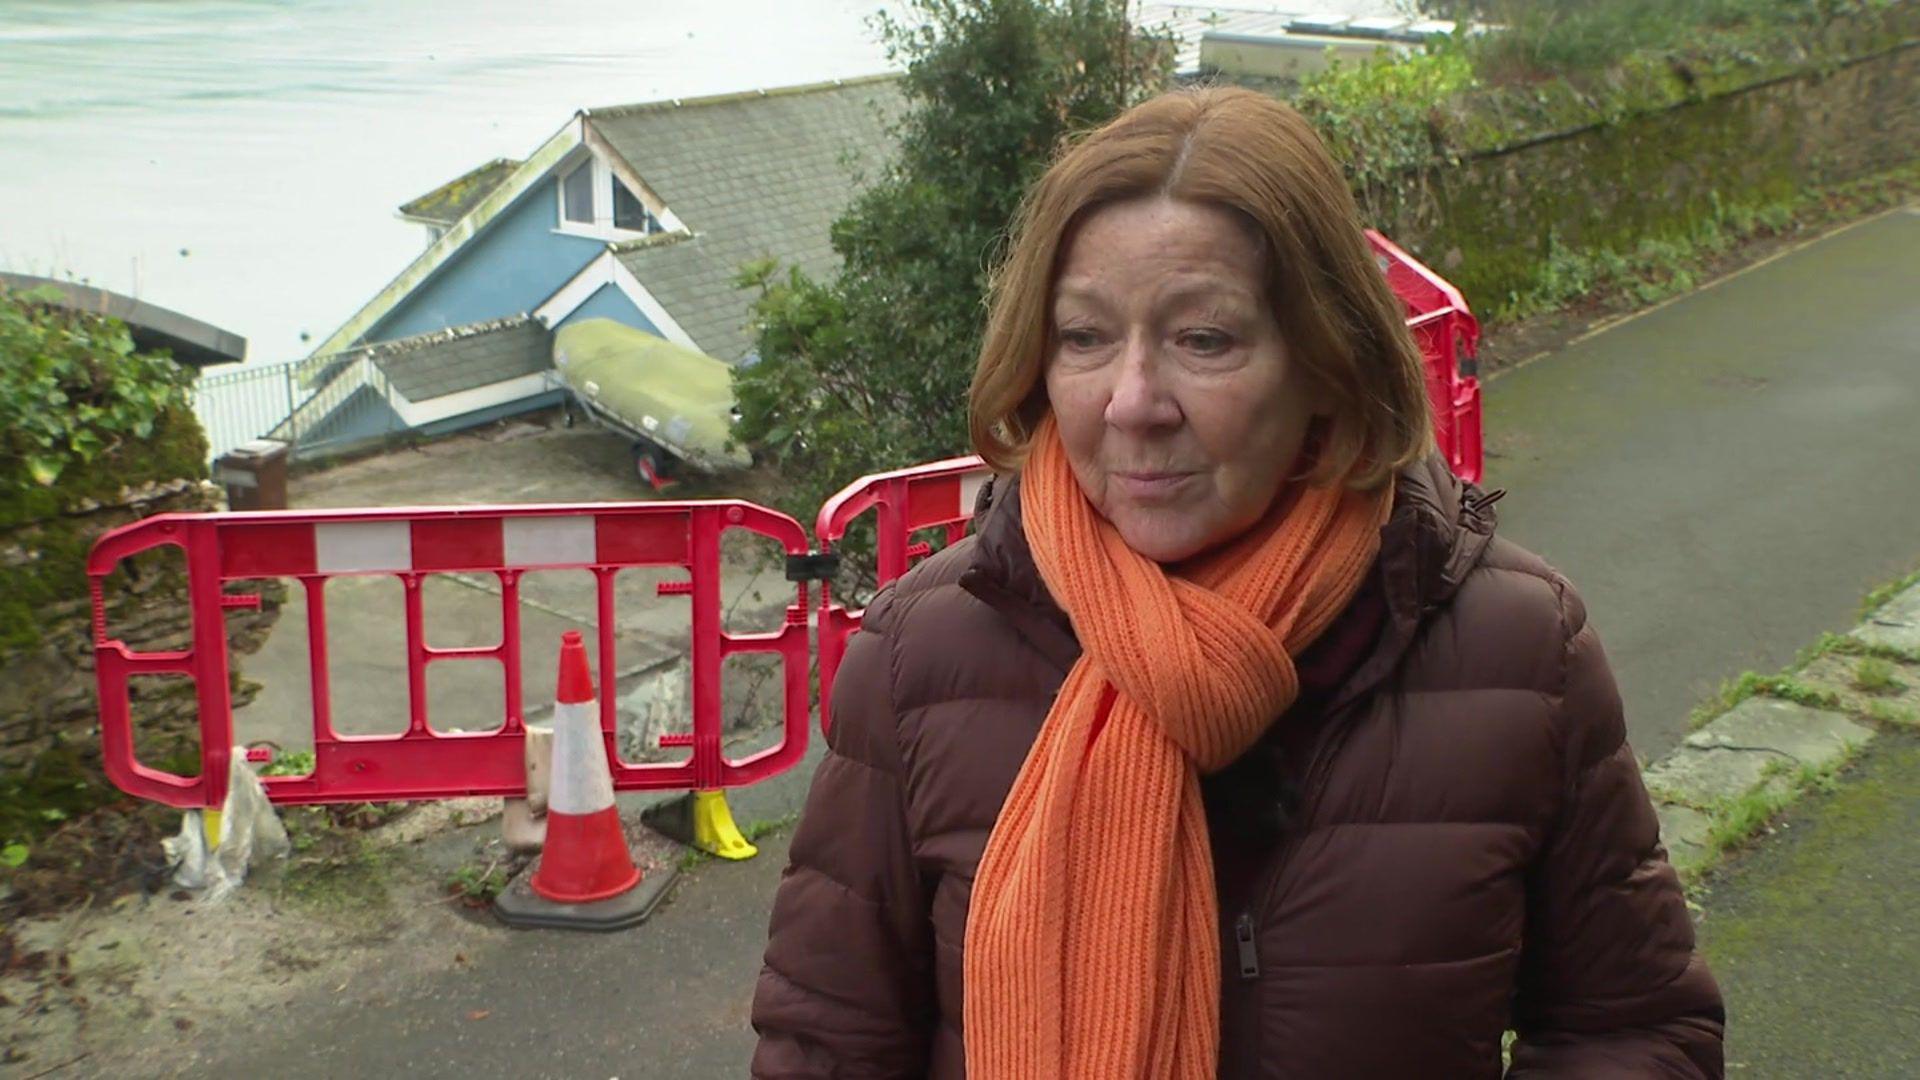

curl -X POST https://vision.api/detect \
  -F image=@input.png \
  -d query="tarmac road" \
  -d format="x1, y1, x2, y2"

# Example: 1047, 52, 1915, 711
1485, 205, 1920, 758
184, 205, 1920, 1077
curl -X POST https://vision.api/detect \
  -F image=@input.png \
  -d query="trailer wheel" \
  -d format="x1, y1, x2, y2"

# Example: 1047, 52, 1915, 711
632, 442, 671, 490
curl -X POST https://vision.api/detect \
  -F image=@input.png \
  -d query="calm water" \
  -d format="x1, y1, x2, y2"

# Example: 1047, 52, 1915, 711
0, 0, 891, 363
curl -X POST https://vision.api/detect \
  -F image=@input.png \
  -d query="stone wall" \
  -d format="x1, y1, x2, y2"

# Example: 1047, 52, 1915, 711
0, 479, 283, 776
1380, 39, 1920, 313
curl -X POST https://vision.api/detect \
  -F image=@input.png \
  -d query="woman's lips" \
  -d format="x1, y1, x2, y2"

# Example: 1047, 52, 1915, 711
1111, 470, 1196, 500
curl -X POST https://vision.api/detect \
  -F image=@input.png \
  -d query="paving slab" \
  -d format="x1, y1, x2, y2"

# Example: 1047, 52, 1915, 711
1643, 698, 1875, 806
1795, 651, 1920, 729
1655, 802, 1714, 874
1851, 581, 1920, 656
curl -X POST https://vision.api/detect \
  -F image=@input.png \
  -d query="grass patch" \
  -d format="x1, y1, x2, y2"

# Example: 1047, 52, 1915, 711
1864, 700, 1919, 727
1852, 657, 1906, 695
1488, 161, 1920, 326
1861, 565, 1920, 620
1688, 670, 1844, 729
260, 749, 316, 777
1704, 751, 1855, 858
272, 807, 394, 915
444, 862, 511, 908
1811, 633, 1919, 665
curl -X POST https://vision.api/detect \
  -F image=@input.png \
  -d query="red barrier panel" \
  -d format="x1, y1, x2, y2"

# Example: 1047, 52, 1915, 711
88, 502, 811, 810
1368, 229, 1483, 485
811, 457, 994, 734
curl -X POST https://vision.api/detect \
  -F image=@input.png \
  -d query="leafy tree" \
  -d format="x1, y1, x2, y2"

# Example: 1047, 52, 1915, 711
734, 0, 1174, 556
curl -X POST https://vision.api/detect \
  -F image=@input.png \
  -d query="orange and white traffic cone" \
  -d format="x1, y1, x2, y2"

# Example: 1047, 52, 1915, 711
495, 631, 676, 930
529, 630, 638, 902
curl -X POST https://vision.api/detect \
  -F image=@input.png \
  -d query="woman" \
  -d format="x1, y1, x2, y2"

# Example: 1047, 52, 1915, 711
752, 87, 1723, 1078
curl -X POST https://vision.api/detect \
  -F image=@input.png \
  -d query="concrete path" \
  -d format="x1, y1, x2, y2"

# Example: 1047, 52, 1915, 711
1485, 204, 1920, 757
185, 206, 1920, 1075
1698, 731, 1920, 1077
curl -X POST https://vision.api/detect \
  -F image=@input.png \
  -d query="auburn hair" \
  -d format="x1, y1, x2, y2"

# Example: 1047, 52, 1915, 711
968, 86, 1432, 490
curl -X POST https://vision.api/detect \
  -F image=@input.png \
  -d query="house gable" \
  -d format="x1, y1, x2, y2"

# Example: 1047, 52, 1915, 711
369, 174, 605, 342
307, 118, 585, 359
312, 73, 901, 378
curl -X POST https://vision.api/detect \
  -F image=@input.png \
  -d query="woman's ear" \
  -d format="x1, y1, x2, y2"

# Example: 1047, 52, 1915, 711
1287, 415, 1332, 483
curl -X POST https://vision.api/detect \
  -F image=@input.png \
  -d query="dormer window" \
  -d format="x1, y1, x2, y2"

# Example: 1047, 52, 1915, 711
612, 181, 663, 235
562, 162, 596, 225
557, 154, 672, 239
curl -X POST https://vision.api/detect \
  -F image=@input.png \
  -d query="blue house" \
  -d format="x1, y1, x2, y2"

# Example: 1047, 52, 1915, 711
283, 74, 902, 453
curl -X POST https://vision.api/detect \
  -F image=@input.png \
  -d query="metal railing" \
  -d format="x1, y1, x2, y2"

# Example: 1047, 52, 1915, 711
192, 358, 304, 462
191, 347, 398, 464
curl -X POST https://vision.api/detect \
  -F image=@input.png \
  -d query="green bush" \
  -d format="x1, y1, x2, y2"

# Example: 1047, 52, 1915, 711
1, 285, 199, 497
0, 287, 208, 648
1292, 45, 1477, 226
1419, 0, 1889, 81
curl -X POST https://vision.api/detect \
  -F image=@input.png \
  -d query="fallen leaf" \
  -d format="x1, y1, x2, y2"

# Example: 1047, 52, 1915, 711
174, 1018, 194, 1031
468, 1009, 491, 1021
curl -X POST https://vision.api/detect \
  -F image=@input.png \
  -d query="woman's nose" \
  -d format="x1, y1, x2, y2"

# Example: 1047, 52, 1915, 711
1104, 337, 1182, 432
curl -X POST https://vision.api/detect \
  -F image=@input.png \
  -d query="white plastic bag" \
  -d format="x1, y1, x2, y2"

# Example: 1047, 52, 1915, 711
162, 748, 291, 901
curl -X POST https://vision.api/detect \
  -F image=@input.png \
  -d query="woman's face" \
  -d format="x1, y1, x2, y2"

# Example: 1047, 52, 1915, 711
1044, 196, 1325, 563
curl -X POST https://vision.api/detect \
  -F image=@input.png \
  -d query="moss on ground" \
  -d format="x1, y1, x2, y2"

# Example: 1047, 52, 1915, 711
273, 808, 399, 916
1698, 733, 1920, 966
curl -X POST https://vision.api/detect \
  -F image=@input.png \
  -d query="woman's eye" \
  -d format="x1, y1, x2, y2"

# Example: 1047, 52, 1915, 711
1058, 327, 1103, 350
1179, 329, 1232, 355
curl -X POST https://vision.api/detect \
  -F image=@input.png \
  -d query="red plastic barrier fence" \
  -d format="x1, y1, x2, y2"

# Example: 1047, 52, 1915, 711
88, 502, 811, 810
92, 236, 1481, 809
811, 457, 995, 734
1368, 229, 1483, 485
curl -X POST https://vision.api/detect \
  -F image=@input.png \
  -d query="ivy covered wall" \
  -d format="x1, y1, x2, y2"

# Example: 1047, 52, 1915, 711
1, 291, 281, 855
1284, 5, 1919, 324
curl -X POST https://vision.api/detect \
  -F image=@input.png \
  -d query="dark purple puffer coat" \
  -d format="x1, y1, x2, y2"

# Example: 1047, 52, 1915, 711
751, 456, 1724, 1078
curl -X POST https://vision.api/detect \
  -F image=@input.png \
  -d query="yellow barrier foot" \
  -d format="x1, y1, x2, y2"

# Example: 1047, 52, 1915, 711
202, 808, 224, 852
691, 790, 757, 861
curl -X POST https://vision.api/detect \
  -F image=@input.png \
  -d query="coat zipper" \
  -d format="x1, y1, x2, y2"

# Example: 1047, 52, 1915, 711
1234, 912, 1260, 979
1245, 693, 1374, 947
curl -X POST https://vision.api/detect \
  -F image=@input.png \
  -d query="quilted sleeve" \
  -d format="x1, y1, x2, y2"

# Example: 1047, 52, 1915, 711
750, 588, 937, 1077
1508, 577, 1726, 1078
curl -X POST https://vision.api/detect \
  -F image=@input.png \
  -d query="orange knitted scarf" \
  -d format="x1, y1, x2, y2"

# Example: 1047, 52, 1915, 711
963, 415, 1393, 1078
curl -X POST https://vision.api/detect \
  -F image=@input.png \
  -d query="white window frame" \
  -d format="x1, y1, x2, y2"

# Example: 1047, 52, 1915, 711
553, 151, 684, 242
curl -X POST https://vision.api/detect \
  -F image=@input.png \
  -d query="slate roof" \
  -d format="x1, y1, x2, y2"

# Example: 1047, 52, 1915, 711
369, 316, 552, 401
398, 157, 523, 227
593, 74, 903, 363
